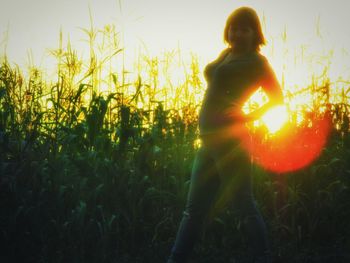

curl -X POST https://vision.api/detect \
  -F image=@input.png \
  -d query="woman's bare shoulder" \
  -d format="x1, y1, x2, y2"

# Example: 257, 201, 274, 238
254, 52, 268, 63
207, 48, 231, 64
216, 47, 230, 61
204, 48, 230, 78
253, 53, 273, 72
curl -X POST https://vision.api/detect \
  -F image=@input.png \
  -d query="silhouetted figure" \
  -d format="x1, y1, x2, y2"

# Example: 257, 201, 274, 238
167, 6, 284, 263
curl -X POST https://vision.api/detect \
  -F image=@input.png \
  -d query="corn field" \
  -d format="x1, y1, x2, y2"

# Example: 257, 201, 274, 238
0, 24, 350, 263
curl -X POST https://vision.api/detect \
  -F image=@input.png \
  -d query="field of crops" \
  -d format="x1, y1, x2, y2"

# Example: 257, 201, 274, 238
0, 24, 350, 263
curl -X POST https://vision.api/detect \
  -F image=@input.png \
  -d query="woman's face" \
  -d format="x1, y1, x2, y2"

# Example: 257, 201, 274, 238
228, 24, 255, 51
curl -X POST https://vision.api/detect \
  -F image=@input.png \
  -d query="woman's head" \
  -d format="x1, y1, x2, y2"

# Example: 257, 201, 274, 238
223, 6, 266, 52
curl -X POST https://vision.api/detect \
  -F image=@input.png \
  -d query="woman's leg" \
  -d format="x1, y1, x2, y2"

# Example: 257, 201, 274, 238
234, 163, 271, 263
167, 145, 221, 263
211, 140, 272, 263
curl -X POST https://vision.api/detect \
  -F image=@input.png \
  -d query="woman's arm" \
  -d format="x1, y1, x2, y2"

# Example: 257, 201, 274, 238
221, 59, 284, 124
260, 60, 284, 104
243, 60, 284, 122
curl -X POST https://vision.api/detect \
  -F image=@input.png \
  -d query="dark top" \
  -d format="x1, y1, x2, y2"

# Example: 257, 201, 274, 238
198, 47, 282, 136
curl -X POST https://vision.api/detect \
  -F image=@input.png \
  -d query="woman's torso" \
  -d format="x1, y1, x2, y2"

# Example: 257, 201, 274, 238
199, 48, 267, 137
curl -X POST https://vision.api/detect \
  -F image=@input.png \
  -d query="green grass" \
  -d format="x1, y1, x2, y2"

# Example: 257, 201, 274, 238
0, 23, 350, 263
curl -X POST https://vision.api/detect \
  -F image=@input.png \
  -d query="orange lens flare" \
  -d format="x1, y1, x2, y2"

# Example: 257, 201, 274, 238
240, 113, 332, 173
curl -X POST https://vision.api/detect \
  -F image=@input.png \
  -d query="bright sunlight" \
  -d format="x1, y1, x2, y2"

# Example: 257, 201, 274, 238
261, 105, 289, 133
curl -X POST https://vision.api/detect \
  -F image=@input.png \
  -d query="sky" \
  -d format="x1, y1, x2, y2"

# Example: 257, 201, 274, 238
0, 0, 349, 85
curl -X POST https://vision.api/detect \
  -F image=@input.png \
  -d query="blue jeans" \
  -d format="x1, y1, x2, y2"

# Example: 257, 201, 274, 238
167, 134, 271, 263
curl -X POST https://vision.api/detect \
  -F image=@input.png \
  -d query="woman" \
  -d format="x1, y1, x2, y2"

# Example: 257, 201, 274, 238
167, 6, 284, 263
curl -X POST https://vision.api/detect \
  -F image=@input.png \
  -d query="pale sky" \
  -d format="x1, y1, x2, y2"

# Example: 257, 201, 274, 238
1, 0, 349, 86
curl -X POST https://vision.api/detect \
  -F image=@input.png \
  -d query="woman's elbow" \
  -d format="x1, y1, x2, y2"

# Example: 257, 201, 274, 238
263, 82, 284, 106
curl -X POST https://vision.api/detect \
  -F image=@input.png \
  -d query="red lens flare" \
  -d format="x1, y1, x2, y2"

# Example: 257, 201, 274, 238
240, 113, 332, 173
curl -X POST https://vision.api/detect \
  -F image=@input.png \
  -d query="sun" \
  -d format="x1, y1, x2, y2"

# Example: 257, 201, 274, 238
261, 105, 289, 133
239, 103, 332, 173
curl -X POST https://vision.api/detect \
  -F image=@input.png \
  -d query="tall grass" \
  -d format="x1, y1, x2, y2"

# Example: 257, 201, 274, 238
0, 22, 349, 263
